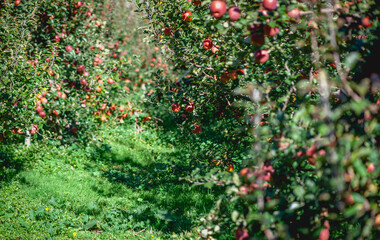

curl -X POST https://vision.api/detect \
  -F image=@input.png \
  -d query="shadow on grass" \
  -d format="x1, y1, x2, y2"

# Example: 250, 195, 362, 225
87, 141, 221, 234
0, 145, 24, 185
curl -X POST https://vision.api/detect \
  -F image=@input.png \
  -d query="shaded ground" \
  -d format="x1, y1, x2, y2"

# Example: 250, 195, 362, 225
0, 124, 219, 239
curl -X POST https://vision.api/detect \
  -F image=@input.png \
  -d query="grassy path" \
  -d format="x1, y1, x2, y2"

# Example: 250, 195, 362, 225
0, 124, 217, 239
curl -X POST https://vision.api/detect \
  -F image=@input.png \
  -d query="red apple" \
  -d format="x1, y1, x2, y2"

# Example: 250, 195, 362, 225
80, 78, 88, 85
39, 111, 46, 118
119, 106, 125, 112
221, 72, 230, 83
210, 1, 227, 19
262, 0, 277, 11
15, 0, 20, 6
367, 163, 375, 173
192, 0, 202, 5
264, 25, 280, 36
228, 6, 241, 21
182, 11, 192, 21
36, 106, 44, 113
362, 16, 372, 27
84, 86, 91, 92
65, 45, 73, 52
164, 27, 172, 35
318, 228, 330, 240
250, 33, 265, 46
192, 124, 202, 134
254, 49, 269, 63
203, 39, 213, 50
235, 228, 249, 240
211, 44, 220, 53
171, 103, 181, 112
287, 7, 300, 19
77, 65, 85, 73
108, 78, 115, 84
185, 103, 194, 112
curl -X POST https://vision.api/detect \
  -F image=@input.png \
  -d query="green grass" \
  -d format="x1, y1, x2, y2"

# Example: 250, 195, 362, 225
0, 123, 219, 239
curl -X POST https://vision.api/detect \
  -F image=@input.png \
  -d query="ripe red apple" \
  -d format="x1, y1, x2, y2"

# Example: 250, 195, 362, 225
262, 0, 277, 11
96, 87, 102, 93
108, 78, 115, 84
30, 124, 38, 135
228, 6, 241, 21
203, 39, 213, 50
221, 72, 230, 83
39, 111, 46, 118
250, 33, 265, 46
258, 8, 269, 16
80, 78, 88, 85
254, 49, 269, 63
287, 7, 300, 19
362, 16, 372, 27
171, 103, 181, 112
318, 228, 330, 240
70, 126, 78, 134
65, 45, 73, 52
367, 163, 375, 173
211, 44, 220, 53
15, 0, 20, 6
210, 1, 227, 19
36, 106, 43, 113
235, 228, 249, 240
185, 103, 194, 112
227, 163, 234, 172
192, 124, 202, 134
77, 65, 85, 73
164, 27, 172, 35
264, 25, 280, 36
41, 97, 48, 104
182, 11, 192, 21
192, 0, 202, 5
119, 106, 125, 112
84, 86, 91, 92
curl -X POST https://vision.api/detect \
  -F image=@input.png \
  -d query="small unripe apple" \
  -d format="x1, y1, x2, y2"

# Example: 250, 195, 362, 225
210, 1, 227, 19
203, 39, 213, 49
254, 49, 269, 63
182, 11, 192, 21
262, 0, 277, 11
228, 6, 241, 21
